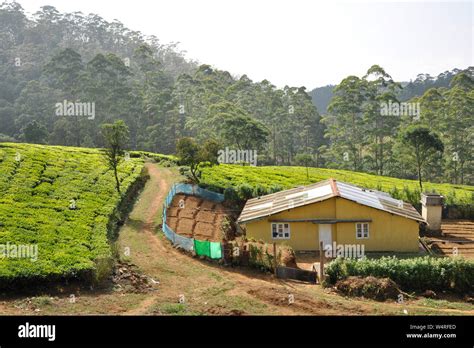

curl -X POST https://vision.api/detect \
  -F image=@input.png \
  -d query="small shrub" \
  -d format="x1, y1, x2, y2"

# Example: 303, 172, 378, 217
269, 184, 283, 194
253, 184, 267, 197
160, 303, 187, 315
94, 257, 115, 286
238, 184, 254, 200
32, 296, 54, 307
223, 187, 239, 202
220, 216, 233, 241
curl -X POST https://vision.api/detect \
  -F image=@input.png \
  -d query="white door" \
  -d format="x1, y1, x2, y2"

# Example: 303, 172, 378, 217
319, 224, 332, 252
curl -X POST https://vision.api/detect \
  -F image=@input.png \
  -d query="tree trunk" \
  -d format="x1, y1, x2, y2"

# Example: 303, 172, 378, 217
417, 161, 423, 191
190, 164, 200, 183
114, 166, 121, 195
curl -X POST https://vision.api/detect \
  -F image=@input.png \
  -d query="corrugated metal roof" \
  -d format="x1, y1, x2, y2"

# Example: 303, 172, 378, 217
237, 179, 424, 224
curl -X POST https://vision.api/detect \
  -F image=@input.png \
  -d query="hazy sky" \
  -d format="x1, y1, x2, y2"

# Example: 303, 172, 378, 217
16, 0, 473, 88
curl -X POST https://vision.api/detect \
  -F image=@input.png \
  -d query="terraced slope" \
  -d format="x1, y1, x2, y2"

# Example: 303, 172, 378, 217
429, 220, 474, 259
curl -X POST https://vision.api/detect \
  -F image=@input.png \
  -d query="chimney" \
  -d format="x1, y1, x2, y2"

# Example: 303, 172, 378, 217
421, 193, 444, 232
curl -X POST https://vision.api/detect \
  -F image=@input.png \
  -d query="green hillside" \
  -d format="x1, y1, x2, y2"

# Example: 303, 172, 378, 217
0, 143, 146, 285
200, 164, 474, 208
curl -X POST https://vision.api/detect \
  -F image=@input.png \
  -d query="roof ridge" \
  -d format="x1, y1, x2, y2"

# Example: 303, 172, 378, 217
329, 178, 340, 197
237, 179, 424, 224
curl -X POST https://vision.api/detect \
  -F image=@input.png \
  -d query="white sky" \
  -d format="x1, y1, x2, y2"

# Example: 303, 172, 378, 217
15, 0, 474, 89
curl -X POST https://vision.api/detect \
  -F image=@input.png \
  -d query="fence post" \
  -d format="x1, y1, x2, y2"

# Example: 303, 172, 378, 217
319, 241, 325, 283
273, 242, 277, 275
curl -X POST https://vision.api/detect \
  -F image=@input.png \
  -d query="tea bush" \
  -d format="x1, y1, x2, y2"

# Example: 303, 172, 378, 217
0, 143, 147, 287
324, 256, 474, 292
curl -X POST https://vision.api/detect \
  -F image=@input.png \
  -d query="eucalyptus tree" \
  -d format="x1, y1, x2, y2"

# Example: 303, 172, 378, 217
325, 75, 367, 171
363, 65, 401, 175
101, 120, 130, 195
401, 125, 444, 190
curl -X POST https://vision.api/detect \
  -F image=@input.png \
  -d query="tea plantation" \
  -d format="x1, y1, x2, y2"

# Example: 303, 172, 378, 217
199, 164, 474, 208
0, 143, 146, 286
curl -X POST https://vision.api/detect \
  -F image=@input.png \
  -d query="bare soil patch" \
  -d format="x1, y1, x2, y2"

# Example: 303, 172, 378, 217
176, 218, 195, 236
167, 194, 232, 242
246, 286, 352, 315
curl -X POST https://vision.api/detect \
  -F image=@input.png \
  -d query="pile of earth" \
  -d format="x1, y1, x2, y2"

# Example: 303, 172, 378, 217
334, 276, 401, 301
111, 262, 159, 293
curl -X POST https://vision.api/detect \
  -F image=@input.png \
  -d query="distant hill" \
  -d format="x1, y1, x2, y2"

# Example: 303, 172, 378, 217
309, 67, 474, 114
308, 85, 335, 116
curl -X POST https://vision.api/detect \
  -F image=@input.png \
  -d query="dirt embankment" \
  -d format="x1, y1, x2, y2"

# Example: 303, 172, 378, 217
166, 194, 233, 242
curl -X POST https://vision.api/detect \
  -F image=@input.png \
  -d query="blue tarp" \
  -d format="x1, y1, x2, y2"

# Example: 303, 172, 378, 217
167, 183, 224, 203
162, 183, 223, 256
162, 222, 175, 243
174, 233, 194, 251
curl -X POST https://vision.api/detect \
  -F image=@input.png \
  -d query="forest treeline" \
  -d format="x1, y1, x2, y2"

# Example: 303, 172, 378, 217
0, 2, 472, 185
309, 68, 472, 115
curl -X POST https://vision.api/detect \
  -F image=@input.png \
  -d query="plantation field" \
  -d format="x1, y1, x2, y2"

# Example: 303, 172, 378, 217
0, 163, 472, 316
0, 143, 146, 285
199, 165, 474, 207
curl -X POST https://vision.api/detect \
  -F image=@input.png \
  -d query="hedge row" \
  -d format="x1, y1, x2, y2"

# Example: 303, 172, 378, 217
130, 150, 178, 166
324, 256, 474, 293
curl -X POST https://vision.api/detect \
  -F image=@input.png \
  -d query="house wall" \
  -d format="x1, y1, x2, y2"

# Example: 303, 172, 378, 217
334, 198, 419, 252
243, 197, 419, 252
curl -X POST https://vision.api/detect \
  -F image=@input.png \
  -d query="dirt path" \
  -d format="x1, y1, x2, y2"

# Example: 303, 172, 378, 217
123, 163, 171, 315
144, 163, 169, 225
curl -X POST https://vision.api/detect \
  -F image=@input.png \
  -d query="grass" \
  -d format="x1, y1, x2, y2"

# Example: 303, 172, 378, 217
419, 298, 473, 311
157, 303, 197, 315
199, 164, 474, 208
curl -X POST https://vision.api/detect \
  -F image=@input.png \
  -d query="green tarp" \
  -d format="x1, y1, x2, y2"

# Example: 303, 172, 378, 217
194, 240, 222, 259
210, 242, 222, 259
194, 239, 209, 257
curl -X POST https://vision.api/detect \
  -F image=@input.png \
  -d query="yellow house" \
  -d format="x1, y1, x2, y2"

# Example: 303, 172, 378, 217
237, 179, 424, 252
